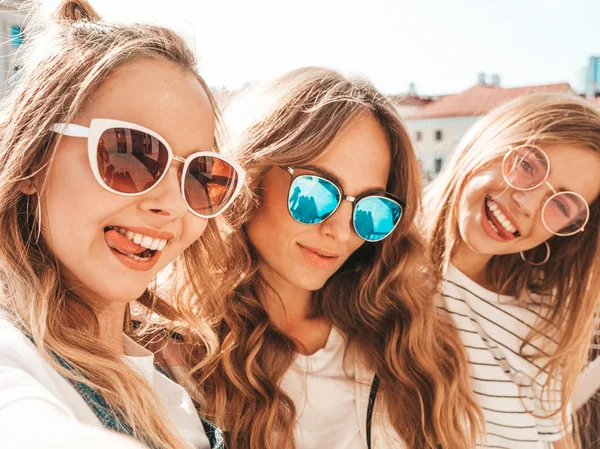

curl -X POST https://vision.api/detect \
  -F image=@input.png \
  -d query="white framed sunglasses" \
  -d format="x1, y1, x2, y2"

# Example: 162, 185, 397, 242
52, 118, 245, 219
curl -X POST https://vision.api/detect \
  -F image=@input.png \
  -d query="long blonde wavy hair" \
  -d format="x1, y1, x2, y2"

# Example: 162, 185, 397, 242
184, 67, 483, 449
425, 93, 600, 447
0, 1, 227, 448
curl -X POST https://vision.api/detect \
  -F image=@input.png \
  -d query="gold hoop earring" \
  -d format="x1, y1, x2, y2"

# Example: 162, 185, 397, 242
519, 241, 550, 266
25, 183, 42, 245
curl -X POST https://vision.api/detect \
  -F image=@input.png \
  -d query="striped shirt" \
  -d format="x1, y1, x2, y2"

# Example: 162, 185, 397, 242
440, 264, 570, 449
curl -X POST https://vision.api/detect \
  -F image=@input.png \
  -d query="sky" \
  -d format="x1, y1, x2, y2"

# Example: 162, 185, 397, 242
82, 0, 599, 96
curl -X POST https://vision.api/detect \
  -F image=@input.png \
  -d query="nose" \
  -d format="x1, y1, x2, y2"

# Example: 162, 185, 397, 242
511, 186, 551, 217
319, 198, 353, 242
137, 164, 189, 219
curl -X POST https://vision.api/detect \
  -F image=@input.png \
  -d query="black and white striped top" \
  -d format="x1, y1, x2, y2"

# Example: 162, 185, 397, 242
440, 264, 570, 449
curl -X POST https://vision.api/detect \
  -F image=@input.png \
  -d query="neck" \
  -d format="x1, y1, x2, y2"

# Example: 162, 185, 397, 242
258, 263, 332, 355
96, 303, 127, 356
451, 242, 494, 289
258, 264, 313, 328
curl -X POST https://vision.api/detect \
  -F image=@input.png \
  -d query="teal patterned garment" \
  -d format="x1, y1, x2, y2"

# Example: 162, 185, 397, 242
26, 335, 225, 449
199, 415, 225, 449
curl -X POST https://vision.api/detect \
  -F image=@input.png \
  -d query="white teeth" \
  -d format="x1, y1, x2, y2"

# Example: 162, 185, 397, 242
486, 199, 518, 234
107, 227, 169, 252
488, 219, 499, 234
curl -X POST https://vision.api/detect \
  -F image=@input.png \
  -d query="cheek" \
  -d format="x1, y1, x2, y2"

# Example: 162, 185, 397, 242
456, 170, 506, 222
248, 178, 295, 244
247, 197, 293, 251
345, 219, 366, 253
42, 160, 110, 253
527, 218, 553, 243
180, 216, 208, 247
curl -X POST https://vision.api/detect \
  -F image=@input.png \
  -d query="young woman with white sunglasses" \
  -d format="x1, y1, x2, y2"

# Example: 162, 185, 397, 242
0, 1, 243, 448
426, 93, 600, 449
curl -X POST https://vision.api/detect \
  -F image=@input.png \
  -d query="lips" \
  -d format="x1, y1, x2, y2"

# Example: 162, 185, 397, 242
104, 225, 172, 271
297, 243, 340, 268
482, 196, 520, 241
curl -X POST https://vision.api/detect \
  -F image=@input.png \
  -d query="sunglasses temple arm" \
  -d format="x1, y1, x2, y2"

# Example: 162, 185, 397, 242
51, 123, 90, 138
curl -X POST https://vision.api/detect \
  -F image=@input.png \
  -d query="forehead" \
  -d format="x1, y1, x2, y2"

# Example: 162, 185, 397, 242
544, 143, 600, 204
310, 112, 391, 194
78, 57, 215, 154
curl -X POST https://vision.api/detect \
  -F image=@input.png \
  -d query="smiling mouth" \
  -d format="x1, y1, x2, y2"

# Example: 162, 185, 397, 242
104, 226, 168, 261
484, 196, 521, 239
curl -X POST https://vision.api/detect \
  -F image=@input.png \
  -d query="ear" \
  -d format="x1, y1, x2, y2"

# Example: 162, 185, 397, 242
20, 180, 37, 195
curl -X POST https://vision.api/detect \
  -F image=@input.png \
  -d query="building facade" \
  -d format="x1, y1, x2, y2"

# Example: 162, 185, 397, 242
0, 0, 26, 98
404, 81, 576, 180
585, 56, 600, 99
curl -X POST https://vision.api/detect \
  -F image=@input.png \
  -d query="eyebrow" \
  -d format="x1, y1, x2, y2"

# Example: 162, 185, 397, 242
548, 181, 582, 196
301, 164, 387, 194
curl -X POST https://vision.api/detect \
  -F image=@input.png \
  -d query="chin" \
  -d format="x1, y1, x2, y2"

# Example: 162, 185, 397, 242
91, 283, 148, 305
295, 276, 331, 292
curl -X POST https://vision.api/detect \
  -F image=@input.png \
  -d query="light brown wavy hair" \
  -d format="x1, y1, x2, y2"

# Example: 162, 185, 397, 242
425, 93, 600, 448
0, 1, 227, 448
185, 67, 483, 449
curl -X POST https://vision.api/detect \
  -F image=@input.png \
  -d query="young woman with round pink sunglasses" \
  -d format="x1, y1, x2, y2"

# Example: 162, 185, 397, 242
426, 93, 600, 449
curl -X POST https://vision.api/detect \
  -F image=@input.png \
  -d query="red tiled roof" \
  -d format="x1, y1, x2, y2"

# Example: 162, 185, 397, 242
388, 94, 433, 107
407, 82, 575, 120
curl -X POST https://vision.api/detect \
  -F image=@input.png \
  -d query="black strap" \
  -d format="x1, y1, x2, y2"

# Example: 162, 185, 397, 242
366, 375, 380, 449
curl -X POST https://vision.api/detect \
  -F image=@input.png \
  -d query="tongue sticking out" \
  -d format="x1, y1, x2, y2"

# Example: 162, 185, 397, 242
104, 229, 146, 256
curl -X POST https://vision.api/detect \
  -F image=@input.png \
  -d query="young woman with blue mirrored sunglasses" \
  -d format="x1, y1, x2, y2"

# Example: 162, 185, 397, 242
281, 166, 405, 242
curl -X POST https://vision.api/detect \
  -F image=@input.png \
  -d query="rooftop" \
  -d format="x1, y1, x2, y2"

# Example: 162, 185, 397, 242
407, 82, 575, 120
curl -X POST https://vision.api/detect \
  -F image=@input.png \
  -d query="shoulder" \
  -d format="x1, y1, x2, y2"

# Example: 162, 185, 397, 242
0, 317, 77, 419
0, 316, 58, 383
0, 317, 38, 362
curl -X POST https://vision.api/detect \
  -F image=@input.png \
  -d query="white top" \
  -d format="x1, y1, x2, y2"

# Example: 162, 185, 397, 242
0, 316, 210, 449
280, 327, 366, 449
440, 264, 570, 449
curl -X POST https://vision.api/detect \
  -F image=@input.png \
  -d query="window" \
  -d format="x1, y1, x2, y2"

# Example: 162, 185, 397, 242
415, 131, 423, 142
434, 157, 443, 174
116, 130, 128, 154
143, 134, 152, 154
434, 130, 443, 141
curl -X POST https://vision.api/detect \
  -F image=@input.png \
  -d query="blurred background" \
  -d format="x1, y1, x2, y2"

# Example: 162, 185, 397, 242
1, 0, 599, 180
1, 0, 599, 445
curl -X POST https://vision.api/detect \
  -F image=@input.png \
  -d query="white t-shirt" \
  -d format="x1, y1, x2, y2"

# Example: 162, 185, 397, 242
0, 316, 210, 449
280, 327, 366, 449
440, 264, 570, 449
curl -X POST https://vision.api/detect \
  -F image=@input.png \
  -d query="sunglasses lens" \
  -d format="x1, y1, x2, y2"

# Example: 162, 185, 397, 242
96, 128, 169, 194
502, 145, 549, 190
288, 175, 340, 224
543, 192, 588, 236
184, 156, 240, 217
354, 196, 402, 242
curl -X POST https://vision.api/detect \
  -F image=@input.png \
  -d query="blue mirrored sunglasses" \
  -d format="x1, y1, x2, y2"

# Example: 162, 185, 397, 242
282, 166, 405, 242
